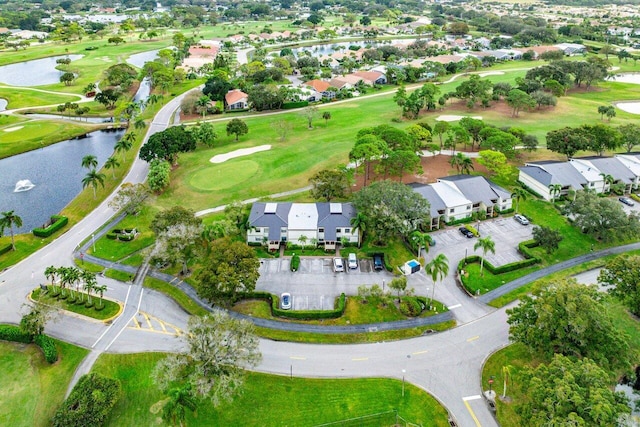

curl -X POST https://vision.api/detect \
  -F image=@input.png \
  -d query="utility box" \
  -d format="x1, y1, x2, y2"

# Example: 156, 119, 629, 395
401, 259, 421, 275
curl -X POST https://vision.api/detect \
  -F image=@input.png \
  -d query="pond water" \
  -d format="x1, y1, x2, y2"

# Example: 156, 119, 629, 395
0, 99, 7, 111
127, 49, 160, 69
0, 54, 83, 86
291, 38, 417, 57
24, 113, 111, 124
0, 129, 125, 234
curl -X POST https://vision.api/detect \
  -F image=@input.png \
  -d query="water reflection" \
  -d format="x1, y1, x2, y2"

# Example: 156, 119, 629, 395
0, 55, 83, 86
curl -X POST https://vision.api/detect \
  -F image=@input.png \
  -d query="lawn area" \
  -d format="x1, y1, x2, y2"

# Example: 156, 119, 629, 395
360, 236, 415, 272
0, 86, 80, 109
88, 205, 158, 261
0, 339, 88, 427
93, 352, 450, 427
32, 286, 121, 321
460, 262, 540, 295
0, 119, 100, 159
484, 296, 640, 427
143, 277, 209, 317
233, 296, 448, 325
105, 268, 134, 283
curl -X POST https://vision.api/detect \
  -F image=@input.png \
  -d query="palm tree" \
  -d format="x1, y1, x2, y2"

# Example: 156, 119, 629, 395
162, 384, 198, 427
67, 267, 81, 301
82, 169, 106, 199
448, 154, 460, 172
95, 284, 107, 308
134, 117, 146, 131
548, 184, 562, 202
81, 155, 98, 170
460, 156, 474, 175
425, 253, 449, 309
104, 157, 120, 179
350, 212, 367, 247
322, 111, 331, 127
44, 265, 58, 287
298, 235, 308, 252
114, 133, 135, 161
83, 271, 97, 304
195, 95, 211, 119
600, 173, 614, 193
0, 210, 23, 250
502, 365, 514, 399
511, 187, 528, 213
411, 231, 433, 258
474, 236, 496, 276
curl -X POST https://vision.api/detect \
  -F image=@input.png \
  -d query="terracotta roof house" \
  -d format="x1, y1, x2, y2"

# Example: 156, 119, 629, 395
303, 79, 336, 99
225, 89, 249, 110
352, 70, 387, 85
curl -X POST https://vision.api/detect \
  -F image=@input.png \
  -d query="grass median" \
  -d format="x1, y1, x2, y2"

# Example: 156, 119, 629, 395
32, 286, 120, 321
93, 352, 451, 427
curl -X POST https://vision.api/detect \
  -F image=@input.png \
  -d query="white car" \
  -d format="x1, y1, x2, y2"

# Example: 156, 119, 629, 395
514, 214, 530, 225
348, 253, 358, 269
280, 293, 292, 310
333, 257, 344, 272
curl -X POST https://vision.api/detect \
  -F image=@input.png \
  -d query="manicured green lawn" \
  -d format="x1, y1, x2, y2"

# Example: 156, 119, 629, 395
461, 262, 540, 295
105, 268, 134, 283
0, 119, 99, 159
32, 286, 120, 320
0, 339, 88, 427
93, 352, 450, 427
0, 86, 80, 109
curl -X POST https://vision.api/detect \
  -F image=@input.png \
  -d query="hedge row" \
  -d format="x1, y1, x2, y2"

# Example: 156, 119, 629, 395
445, 216, 475, 226
518, 239, 541, 261
290, 254, 300, 272
52, 373, 121, 427
0, 325, 58, 363
459, 250, 540, 277
244, 291, 347, 320
34, 334, 58, 363
0, 324, 32, 343
32, 215, 68, 238
282, 100, 309, 109
0, 243, 12, 256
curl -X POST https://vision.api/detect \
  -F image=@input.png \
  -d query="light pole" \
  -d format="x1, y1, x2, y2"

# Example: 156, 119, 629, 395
477, 221, 481, 235
402, 369, 406, 397
91, 233, 96, 252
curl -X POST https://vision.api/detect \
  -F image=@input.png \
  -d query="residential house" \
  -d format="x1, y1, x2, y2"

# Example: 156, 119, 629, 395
182, 45, 219, 70
302, 79, 336, 100
247, 202, 359, 251
352, 70, 387, 85
615, 153, 640, 191
518, 161, 589, 200
554, 43, 586, 56
409, 183, 468, 229
225, 89, 249, 110
571, 157, 637, 194
438, 175, 513, 216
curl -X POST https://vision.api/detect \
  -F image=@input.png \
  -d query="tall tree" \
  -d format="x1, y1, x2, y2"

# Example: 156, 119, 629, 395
425, 253, 449, 309
152, 311, 261, 407
506, 89, 535, 117
114, 132, 135, 161
104, 157, 120, 178
308, 169, 348, 202
531, 225, 563, 254
139, 125, 196, 165
511, 187, 528, 213
226, 118, 248, 141
619, 123, 640, 152
0, 210, 23, 250
196, 237, 260, 306
507, 279, 632, 371
81, 155, 98, 170
598, 255, 640, 316
474, 236, 495, 276
161, 385, 198, 427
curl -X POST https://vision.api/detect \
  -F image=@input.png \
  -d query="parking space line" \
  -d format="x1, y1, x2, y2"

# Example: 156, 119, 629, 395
352, 357, 369, 361
467, 336, 479, 342
290, 356, 306, 360
448, 304, 462, 309
132, 317, 140, 328
412, 350, 429, 355
143, 313, 153, 329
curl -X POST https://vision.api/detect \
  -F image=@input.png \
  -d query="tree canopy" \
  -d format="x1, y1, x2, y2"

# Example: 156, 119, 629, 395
139, 125, 196, 165
598, 255, 640, 316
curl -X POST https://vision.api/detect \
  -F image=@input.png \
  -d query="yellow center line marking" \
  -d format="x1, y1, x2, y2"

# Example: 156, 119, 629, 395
463, 399, 482, 427
143, 313, 153, 330
352, 357, 369, 361
132, 317, 140, 328
158, 320, 168, 333
412, 350, 429, 355
290, 356, 306, 360
467, 335, 480, 342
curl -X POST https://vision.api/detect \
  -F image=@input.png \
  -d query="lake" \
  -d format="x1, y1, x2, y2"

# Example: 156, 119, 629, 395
0, 54, 83, 86
0, 129, 125, 234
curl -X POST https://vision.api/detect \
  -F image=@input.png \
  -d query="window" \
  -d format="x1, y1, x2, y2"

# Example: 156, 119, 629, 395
449, 208, 455, 214
254, 228, 261, 233
336, 228, 342, 233
344, 228, 350, 233
318, 227, 324, 233
590, 182, 595, 187
467, 205, 471, 210
473, 203, 480, 208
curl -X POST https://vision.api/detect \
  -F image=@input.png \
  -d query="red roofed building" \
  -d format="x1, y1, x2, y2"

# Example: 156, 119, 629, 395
225, 89, 249, 110
302, 79, 336, 100
351, 70, 387, 85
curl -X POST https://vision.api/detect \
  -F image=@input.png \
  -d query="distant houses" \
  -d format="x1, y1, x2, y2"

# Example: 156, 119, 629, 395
224, 89, 249, 110
518, 154, 640, 200
247, 202, 359, 251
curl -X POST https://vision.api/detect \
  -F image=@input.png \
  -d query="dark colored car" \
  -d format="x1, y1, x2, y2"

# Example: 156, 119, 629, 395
619, 197, 635, 207
373, 253, 384, 271
459, 226, 474, 238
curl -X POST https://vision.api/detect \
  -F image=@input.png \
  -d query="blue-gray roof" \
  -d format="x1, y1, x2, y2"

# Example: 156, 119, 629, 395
576, 156, 636, 184
439, 175, 509, 206
409, 183, 444, 218
249, 202, 291, 241
317, 203, 357, 241
524, 162, 587, 190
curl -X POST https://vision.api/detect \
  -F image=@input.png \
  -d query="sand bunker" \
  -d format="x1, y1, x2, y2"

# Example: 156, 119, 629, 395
478, 71, 504, 77
614, 101, 640, 115
209, 144, 271, 164
436, 115, 482, 122
3, 126, 24, 132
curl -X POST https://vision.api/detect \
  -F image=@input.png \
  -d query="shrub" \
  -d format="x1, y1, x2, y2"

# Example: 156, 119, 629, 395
282, 101, 309, 109
32, 215, 68, 238
243, 292, 347, 320
0, 324, 32, 343
0, 243, 12, 256
399, 297, 423, 317
34, 334, 58, 363
117, 234, 134, 241
446, 216, 474, 226
52, 373, 121, 427
106, 232, 117, 240
466, 224, 479, 236
290, 254, 300, 271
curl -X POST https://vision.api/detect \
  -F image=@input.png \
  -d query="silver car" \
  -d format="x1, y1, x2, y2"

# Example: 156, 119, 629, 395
333, 257, 344, 272
514, 214, 530, 225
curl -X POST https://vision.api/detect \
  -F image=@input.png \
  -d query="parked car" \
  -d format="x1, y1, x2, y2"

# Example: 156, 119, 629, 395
619, 197, 635, 206
348, 253, 358, 269
514, 214, 530, 225
333, 257, 344, 272
373, 253, 384, 271
280, 293, 292, 310
459, 226, 474, 238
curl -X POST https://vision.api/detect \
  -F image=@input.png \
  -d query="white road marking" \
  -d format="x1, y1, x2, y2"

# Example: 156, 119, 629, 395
462, 395, 482, 401
92, 285, 131, 348
352, 357, 369, 361
290, 356, 306, 360
104, 288, 143, 351
412, 350, 429, 355
448, 304, 462, 309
